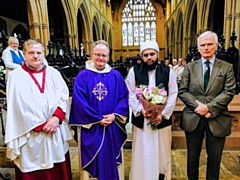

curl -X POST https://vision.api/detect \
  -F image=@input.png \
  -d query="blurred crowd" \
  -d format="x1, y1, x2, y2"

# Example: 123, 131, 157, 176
163, 58, 188, 86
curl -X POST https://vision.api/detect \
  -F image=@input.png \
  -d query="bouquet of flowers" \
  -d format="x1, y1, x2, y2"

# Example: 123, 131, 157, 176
135, 84, 167, 130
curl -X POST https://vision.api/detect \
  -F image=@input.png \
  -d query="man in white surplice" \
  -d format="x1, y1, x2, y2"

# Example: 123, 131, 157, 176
5, 39, 72, 180
126, 41, 178, 180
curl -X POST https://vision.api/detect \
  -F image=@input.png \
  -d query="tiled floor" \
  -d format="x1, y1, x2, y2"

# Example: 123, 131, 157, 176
124, 149, 240, 180
1, 143, 240, 180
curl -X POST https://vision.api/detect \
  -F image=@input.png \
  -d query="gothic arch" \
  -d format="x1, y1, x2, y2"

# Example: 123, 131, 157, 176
78, 2, 91, 54
60, 0, 78, 49
184, 0, 197, 36
184, 0, 197, 52
207, 0, 224, 36
0, 18, 7, 35
11, 24, 29, 40
93, 14, 100, 41
190, 6, 198, 44
102, 22, 107, 41
108, 28, 113, 62
48, 0, 68, 46
199, 0, 208, 31
176, 9, 183, 58
165, 25, 170, 58
170, 20, 175, 57
108, 28, 113, 49
114, 0, 129, 21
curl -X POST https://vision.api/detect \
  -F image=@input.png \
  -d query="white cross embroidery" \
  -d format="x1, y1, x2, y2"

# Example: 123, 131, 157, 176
92, 82, 108, 101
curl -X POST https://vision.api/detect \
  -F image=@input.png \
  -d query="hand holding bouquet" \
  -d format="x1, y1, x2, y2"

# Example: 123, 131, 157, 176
135, 85, 167, 130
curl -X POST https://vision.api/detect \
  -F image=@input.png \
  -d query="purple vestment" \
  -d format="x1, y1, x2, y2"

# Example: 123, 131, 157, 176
69, 68, 129, 180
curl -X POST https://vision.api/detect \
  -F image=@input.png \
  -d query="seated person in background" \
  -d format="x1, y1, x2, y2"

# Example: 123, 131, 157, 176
173, 58, 181, 72
2, 36, 25, 81
172, 59, 178, 67
165, 59, 170, 66
176, 58, 187, 85
170, 59, 178, 69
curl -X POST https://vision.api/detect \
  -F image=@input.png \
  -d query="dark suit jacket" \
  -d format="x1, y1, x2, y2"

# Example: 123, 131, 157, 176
178, 58, 236, 137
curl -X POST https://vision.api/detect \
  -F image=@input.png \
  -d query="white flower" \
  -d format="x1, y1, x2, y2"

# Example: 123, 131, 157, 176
143, 88, 152, 101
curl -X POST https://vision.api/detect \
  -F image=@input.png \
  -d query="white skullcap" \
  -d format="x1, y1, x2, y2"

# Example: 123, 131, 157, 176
140, 41, 159, 55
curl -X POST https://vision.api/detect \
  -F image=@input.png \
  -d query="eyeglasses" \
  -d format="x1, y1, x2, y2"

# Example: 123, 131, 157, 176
93, 53, 108, 59
142, 52, 156, 58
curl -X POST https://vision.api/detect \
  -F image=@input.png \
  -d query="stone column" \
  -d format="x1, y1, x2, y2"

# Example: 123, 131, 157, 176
179, 41, 183, 58
27, 0, 50, 51
234, 0, 240, 49
186, 37, 192, 54
224, 0, 233, 48
183, 37, 188, 58
29, 22, 41, 40
166, 1, 171, 20
42, 23, 49, 54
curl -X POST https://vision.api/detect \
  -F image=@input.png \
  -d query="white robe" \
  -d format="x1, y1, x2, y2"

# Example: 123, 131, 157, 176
2, 47, 23, 81
5, 65, 72, 172
126, 66, 178, 180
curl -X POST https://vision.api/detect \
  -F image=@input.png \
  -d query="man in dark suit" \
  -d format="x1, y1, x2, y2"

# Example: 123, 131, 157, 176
178, 31, 236, 180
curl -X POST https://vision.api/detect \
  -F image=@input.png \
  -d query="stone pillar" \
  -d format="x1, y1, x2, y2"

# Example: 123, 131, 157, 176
68, 34, 73, 49
39, 0, 49, 44
42, 23, 49, 53
179, 41, 183, 58
29, 22, 41, 40
27, 0, 50, 52
224, 0, 233, 48
234, 0, 240, 49
166, 1, 171, 20
224, 15, 232, 48
183, 37, 188, 58
186, 37, 191, 54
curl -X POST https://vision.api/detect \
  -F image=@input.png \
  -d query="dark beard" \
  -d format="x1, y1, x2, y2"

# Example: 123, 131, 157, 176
143, 58, 158, 71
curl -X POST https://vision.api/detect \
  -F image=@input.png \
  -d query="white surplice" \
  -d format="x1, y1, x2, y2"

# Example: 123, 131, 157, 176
5, 65, 72, 172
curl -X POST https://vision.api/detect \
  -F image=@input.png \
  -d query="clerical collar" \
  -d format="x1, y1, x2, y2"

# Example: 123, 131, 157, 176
86, 60, 111, 73
95, 66, 105, 71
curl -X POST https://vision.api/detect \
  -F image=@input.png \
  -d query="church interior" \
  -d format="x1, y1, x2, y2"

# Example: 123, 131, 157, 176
0, 0, 240, 179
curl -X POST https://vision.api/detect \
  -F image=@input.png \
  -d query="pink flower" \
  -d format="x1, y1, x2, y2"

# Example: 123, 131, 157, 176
135, 88, 143, 97
158, 89, 167, 96
151, 87, 155, 93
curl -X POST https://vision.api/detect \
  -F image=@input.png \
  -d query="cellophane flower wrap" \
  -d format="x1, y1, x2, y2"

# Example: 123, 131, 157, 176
135, 84, 167, 130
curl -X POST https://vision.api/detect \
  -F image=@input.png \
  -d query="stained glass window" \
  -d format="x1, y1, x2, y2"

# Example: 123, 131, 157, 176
122, 23, 127, 46
122, 0, 156, 46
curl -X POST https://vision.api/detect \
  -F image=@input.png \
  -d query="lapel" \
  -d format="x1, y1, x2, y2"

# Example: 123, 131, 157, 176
206, 58, 221, 93
196, 60, 204, 92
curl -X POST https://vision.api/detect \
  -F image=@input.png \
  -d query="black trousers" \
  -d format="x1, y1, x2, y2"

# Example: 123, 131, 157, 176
185, 118, 226, 180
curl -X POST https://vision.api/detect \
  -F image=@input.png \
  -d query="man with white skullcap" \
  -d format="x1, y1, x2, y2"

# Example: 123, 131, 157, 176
126, 41, 178, 180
